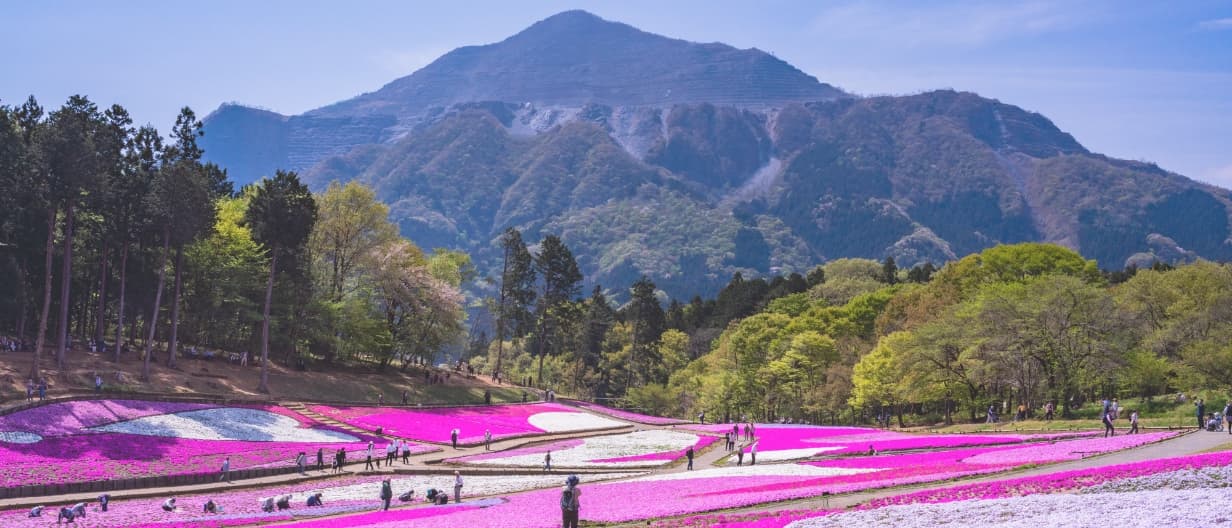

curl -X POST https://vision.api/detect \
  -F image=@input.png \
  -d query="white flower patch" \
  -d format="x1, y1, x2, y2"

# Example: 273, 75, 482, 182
293, 472, 639, 503
0, 431, 42, 444
466, 430, 699, 467
724, 447, 846, 465
632, 463, 879, 482
787, 488, 1231, 528
527, 411, 625, 433
1079, 465, 1232, 494
89, 408, 360, 443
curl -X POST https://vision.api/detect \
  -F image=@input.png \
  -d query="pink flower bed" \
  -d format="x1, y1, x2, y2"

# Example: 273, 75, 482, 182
446, 439, 586, 462
592, 434, 719, 464
0, 399, 403, 488
567, 401, 690, 425
307, 403, 607, 444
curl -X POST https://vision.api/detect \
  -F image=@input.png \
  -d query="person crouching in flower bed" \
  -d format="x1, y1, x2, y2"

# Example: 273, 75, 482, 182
98, 494, 110, 512
306, 493, 324, 507
203, 499, 219, 514
162, 498, 177, 512
260, 497, 275, 513
28, 505, 43, 518
276, 494, 292, 510
57, 506, 76, 524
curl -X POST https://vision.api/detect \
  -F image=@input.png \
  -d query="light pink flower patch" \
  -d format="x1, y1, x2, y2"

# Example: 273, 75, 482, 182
308, 403, 621, 445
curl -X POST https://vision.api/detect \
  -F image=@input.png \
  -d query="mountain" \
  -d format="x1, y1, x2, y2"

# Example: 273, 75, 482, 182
202, 10, 1232, 300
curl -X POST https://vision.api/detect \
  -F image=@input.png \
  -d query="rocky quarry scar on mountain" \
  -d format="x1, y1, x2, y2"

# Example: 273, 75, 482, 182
200, 9, 1232, 301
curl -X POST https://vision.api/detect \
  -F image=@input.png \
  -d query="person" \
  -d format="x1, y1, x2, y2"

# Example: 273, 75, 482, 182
1044, 401, 1055, 421
867, 445, 876, 456
453, 471, 464, 503
240, 350, 248, 366
333, 450, 343, 474
377, 393, 384, 406
162, 498, 177, 512
749, 423, 756, 439
402, 441, 411, 464
401, 390, 409, 405
451, 428, 460, 449
484, 389, 491, 405
560, 475, 581, 528
1225, 402, 1232, 435
1196, 399, 1206, 429
1110, 398, 1120, 420
1016, 403, 1026, 421
317, 447, 324, 471
398, 490, 415, 502
28, 505, 43, 517
26, 379, 33, 401
543, 450, 552, 472
484, 429, 492, 451
94, 373, 103, 393
1128, 409, 1140, 434
1102, 408, 1115, 437
98, 494, 110, 512
57, 506, 75, 523
259, 497, 275, 513
306, 492, 323, 507
698, 411, 705, 424
386, 442, 397, 466
522, 391, 528, 403
986, 404, 996, 423
724, 432, 731, 452
38, 379, 46, 401
736, 444, 745, 466
203, 499, 218, 514
276, 494, 292, 510
751, 442, 757, 465
71, 502, 86, 519
686, 446, 694, 470
220, 457, 231, 482
380, 479, 393, 511
365, 441, 376, 471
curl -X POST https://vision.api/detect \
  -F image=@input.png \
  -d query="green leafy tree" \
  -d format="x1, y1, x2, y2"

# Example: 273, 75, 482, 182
246, 170, 318, 393
495, 228, 536, 378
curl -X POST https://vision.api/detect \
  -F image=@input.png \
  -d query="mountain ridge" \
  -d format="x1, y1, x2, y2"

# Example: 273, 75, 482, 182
201, 10, 1232, 300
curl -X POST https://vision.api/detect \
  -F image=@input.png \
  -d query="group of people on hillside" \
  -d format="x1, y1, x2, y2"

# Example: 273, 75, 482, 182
27, 494, 108, 523
722, 423, 758, 465
1099, 398, 1139, 437
1194, 398, 1232, 432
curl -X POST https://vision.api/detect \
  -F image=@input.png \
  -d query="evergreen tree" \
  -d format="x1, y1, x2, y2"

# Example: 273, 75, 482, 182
881, 256, 898, 285
533, 234, 581, 386
624, 275, 666, 395
246, 170, 317, 393
495, 228, 536, 378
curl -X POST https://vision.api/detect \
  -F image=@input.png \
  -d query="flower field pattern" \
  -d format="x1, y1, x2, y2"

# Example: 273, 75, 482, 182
0, 400, 400, 488
306, 403, 625, 444
447, 430, 716, 467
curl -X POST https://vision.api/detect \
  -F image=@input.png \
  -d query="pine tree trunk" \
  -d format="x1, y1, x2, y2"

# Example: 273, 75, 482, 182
30, 207, 56, 382
167, 246, 183, 369
114, 242, 128, 363
258, 251, 278, 394
142, 229, 170, 382
55, 202, 75, 369
94, 241, 109, 347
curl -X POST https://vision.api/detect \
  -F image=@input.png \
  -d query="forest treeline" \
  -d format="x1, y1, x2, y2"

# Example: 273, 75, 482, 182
0, 96, 470, 392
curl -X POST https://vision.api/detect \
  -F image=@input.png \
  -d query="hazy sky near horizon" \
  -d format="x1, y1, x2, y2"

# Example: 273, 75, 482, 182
4, 1, 1230, 185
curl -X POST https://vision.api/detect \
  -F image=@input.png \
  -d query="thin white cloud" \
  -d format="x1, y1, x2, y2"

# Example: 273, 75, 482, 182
809, 1, 1085, 47
1197, 17, 1232, 30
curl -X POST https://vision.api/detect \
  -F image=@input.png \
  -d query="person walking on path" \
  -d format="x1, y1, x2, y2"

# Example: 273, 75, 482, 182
219, 457, 231, 483
94, 373, 103, 393
1128, 410, 1140, 434
401, 390, 409, 405
751, 442, 757, 465
544, 451, 552, 472
385, 441, 396, 466
316, 448, 324, 471
365, 441, 376, 471
379, 478, 393, 511
333, 449, 344, 474
1196, 399, 1206, 429
453, 471, 464, 503
686, 446, 694, 470
25, 379, 33, 401
296, 452, 306, 475
560, 475, 581, 528
402, 441, 411, 464
484, 429, 492, 451
240, 350, 248, 366
1102, 409, 1116, 437
1224, 402, 1232, 435
736, 444, 745, 466
37, 379, 46, 401
1044, 401, 1055, 421
451, 428, 460, 449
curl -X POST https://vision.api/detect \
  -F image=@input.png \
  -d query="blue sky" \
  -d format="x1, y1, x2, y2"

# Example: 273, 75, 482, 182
3, 0, 1230, 185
